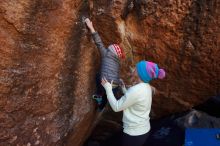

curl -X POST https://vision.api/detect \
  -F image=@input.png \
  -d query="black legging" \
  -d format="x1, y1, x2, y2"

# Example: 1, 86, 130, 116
95, 73, 121, 109
122, 132, 149, 146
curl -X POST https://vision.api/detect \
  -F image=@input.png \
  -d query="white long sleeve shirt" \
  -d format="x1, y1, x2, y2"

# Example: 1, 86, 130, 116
103, 82, 152, 136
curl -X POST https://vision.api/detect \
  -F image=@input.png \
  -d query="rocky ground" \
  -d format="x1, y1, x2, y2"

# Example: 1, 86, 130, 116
84, 96, 220, 146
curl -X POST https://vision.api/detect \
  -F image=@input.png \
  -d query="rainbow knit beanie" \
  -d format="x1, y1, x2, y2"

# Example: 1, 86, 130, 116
136, 61, 165, 83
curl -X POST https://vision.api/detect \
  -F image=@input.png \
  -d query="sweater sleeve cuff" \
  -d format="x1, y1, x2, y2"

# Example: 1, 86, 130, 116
91, 32, 98, 35
122, 87, 127, 94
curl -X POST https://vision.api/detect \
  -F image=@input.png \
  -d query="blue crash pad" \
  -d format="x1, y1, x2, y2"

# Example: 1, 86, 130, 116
185, 128, 220, 146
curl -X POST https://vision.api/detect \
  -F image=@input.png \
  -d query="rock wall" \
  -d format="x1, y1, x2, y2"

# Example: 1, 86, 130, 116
0, 0, 99, 145
0, 0, 219, 145
88, 0, 220, 117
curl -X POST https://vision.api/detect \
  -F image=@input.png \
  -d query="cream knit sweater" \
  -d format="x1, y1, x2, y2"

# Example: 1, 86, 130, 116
103, 82, 152, 136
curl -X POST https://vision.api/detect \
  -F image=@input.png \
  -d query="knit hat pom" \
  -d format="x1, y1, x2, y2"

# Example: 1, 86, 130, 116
158, 69, 166, 79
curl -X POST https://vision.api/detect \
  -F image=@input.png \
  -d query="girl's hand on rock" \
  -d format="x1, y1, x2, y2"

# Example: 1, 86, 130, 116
85, 18, 95, 33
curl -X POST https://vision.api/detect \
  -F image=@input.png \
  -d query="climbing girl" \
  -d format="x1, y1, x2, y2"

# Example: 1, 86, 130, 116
85, 18, 125, 111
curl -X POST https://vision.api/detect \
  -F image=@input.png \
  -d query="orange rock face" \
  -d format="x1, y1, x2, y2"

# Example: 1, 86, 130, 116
89, 0, 220, 117
0, 0, 98, 145
0, 0, 219, 145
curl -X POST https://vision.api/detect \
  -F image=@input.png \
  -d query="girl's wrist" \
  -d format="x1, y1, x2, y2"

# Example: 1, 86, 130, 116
103, 82, 112, 91
90, 28, 95, 33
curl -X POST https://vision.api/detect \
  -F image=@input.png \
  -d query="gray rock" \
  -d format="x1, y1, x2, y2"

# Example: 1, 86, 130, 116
175, 110, 220, 128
